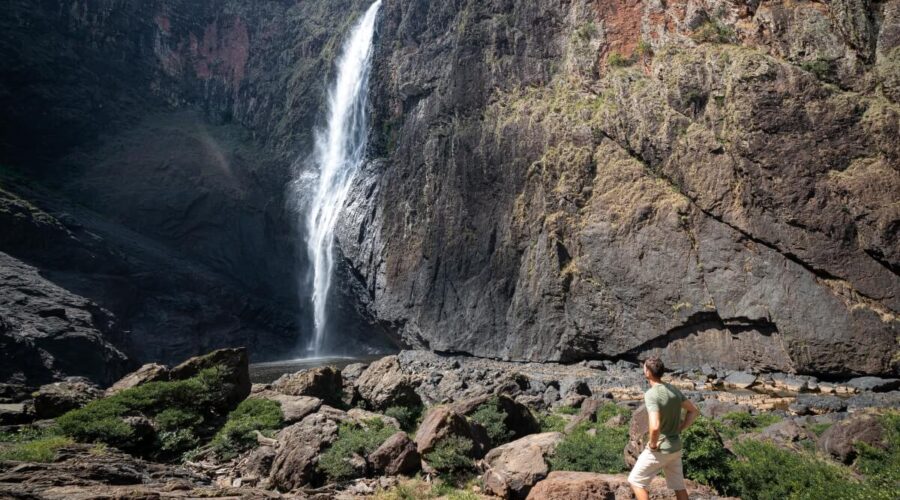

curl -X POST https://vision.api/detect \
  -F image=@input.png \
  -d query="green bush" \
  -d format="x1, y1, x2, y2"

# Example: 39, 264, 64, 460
854, 412, 900, 490
691, 20, 735, 44
555, 405, 580, 415
424, 436, 475, 473
595, 402, 631, 423
57, 367, 230, 458
607, 52, 633, 68
800, 59, 833, 81
210, 398, 283, 460
469, 397, 513, 446
682, 417, 733, 492
548, 423, 628, 473
0, 436, 73, 462
319, 419, 396, 481
384, 404, 423, 433
717, 411, 782, 439
537, 412, 567, 432
729, 440, 885, 500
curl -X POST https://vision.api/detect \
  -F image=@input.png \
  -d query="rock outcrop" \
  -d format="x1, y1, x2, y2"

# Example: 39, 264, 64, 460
336, 0, 900, 376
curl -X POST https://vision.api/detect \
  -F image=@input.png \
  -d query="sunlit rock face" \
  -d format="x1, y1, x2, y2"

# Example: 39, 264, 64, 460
337, 0, 899, 375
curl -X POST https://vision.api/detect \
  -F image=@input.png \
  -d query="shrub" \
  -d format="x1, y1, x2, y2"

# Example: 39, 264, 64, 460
555, 405, 580, 415
607, 52, 633, 68
57, 367, 230, 458
854, 412, 900, 490
0, 436, 73, 462
691, 20, 735, 44
469, 397, 513, 446
729, 440, 884, 500
681, 417, 733, 492
800, 59, 833, 81
319, 419, 396, 481
384, 404, 423, 433
211, 398, 283, 460
537, 412, 567, 432
595, 402, 631, 423
548, 423, 628, 473
424, 436, 475, 473
717, 411, 782, 439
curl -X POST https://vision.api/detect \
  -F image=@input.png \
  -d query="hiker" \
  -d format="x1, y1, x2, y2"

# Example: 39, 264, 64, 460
628, 356, 700, 500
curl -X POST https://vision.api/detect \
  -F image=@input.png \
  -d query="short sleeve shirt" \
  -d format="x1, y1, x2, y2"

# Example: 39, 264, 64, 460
644, 382, 686, 453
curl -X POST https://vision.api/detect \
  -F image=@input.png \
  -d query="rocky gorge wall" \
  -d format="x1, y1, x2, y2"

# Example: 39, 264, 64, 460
337, 0, 900, 375
0, 0, 394, 385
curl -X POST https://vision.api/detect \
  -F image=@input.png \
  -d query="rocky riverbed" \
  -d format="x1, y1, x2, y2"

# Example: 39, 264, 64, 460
1, 349, 897, 499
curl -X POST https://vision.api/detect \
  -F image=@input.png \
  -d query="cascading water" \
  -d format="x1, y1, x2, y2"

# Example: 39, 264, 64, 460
304, 1, 381, 356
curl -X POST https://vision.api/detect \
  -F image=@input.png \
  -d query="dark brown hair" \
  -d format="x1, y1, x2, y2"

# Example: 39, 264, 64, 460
644, 357, 665, 378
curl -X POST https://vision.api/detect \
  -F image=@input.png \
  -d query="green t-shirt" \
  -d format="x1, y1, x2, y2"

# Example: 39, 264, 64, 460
644, 382, 685, 453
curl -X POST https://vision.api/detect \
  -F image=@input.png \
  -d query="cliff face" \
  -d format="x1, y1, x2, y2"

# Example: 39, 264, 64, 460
338, 0, 900, 375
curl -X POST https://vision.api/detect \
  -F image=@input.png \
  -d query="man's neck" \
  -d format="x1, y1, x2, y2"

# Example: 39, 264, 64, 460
647, 377, 662, 387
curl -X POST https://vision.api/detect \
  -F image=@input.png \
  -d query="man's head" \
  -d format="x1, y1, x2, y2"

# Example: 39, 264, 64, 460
643, 356, 665, 380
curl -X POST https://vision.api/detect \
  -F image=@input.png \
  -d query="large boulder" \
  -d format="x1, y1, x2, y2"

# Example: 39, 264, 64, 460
31, 378, 102, 419
454, 394, 541, 442
526, 472, 728, 499
818, 413, 888, 463
415, 405, 489, 459
169, 348, 251, 409
268, 407, 346, 490
482, 432, 563, 499
748, 419, 815, 450
845, 377, 900, 393
254, 391, 322, 425
368, 431, 420, 476
271, 366, 343, 406
624, 405, 649, 467
355, 356, 421, 410
723, 372, 757, 389
105, 363, 170, 396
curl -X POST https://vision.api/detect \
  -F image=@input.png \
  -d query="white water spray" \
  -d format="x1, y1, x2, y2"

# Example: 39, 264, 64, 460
304, 1, 381, 355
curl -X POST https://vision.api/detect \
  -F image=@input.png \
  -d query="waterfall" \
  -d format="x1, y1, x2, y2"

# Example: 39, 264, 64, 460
304, 1, 381, 356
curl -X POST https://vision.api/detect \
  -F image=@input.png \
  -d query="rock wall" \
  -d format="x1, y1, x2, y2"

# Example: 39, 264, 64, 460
337, 0, 899, 375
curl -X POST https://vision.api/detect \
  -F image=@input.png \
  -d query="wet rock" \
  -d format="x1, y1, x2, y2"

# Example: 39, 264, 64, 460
105, 363, 170, 396
169, 348, 251, 409
482, 432, 563, 499
31, 379, 102, 419
818, 413, 888, 463
368, 431, 420, 476
271, 366, 343, 406
845, 377, 900, 393
723, 372, 757, 389
355, 356, 421, 410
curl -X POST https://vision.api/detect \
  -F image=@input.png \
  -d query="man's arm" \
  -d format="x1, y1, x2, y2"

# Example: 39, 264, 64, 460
647, 410, 661, 450
679, 399, 699, 432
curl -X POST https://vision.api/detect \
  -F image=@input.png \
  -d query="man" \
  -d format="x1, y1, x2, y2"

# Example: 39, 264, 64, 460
628, 357, 700, 500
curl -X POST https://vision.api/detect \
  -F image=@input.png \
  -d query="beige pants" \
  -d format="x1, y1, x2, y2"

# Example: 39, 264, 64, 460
627, 447, 686, 491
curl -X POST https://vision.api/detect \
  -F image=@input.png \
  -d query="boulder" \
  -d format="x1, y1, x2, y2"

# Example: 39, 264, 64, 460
254, 391, 322, 425
482, 432, 563, 499
749, 419, 814, 450
845, 377, 900, 393
31, 378, 102, 419
453, 394, 540, 442
700, 400, 751, 419
269, 408, 345, 489
723, 372, 757, 389
169, 348, 251, 409
565, 398, 604, 433
105, 363, 169, 396
624, 405, 648, 467
0, 403, 31, 425
271, 366, 343, 406
355, 356, 421, 410
526, 472, 728, 499
368, 431, 420, 476
347, 408, 402, 430
818, 413, 888, 463
415, 406, 488, 458
235, 445, 276, 487
793, 394, 847, 414
341, 362, 368, 405
0, 383, 33, 404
